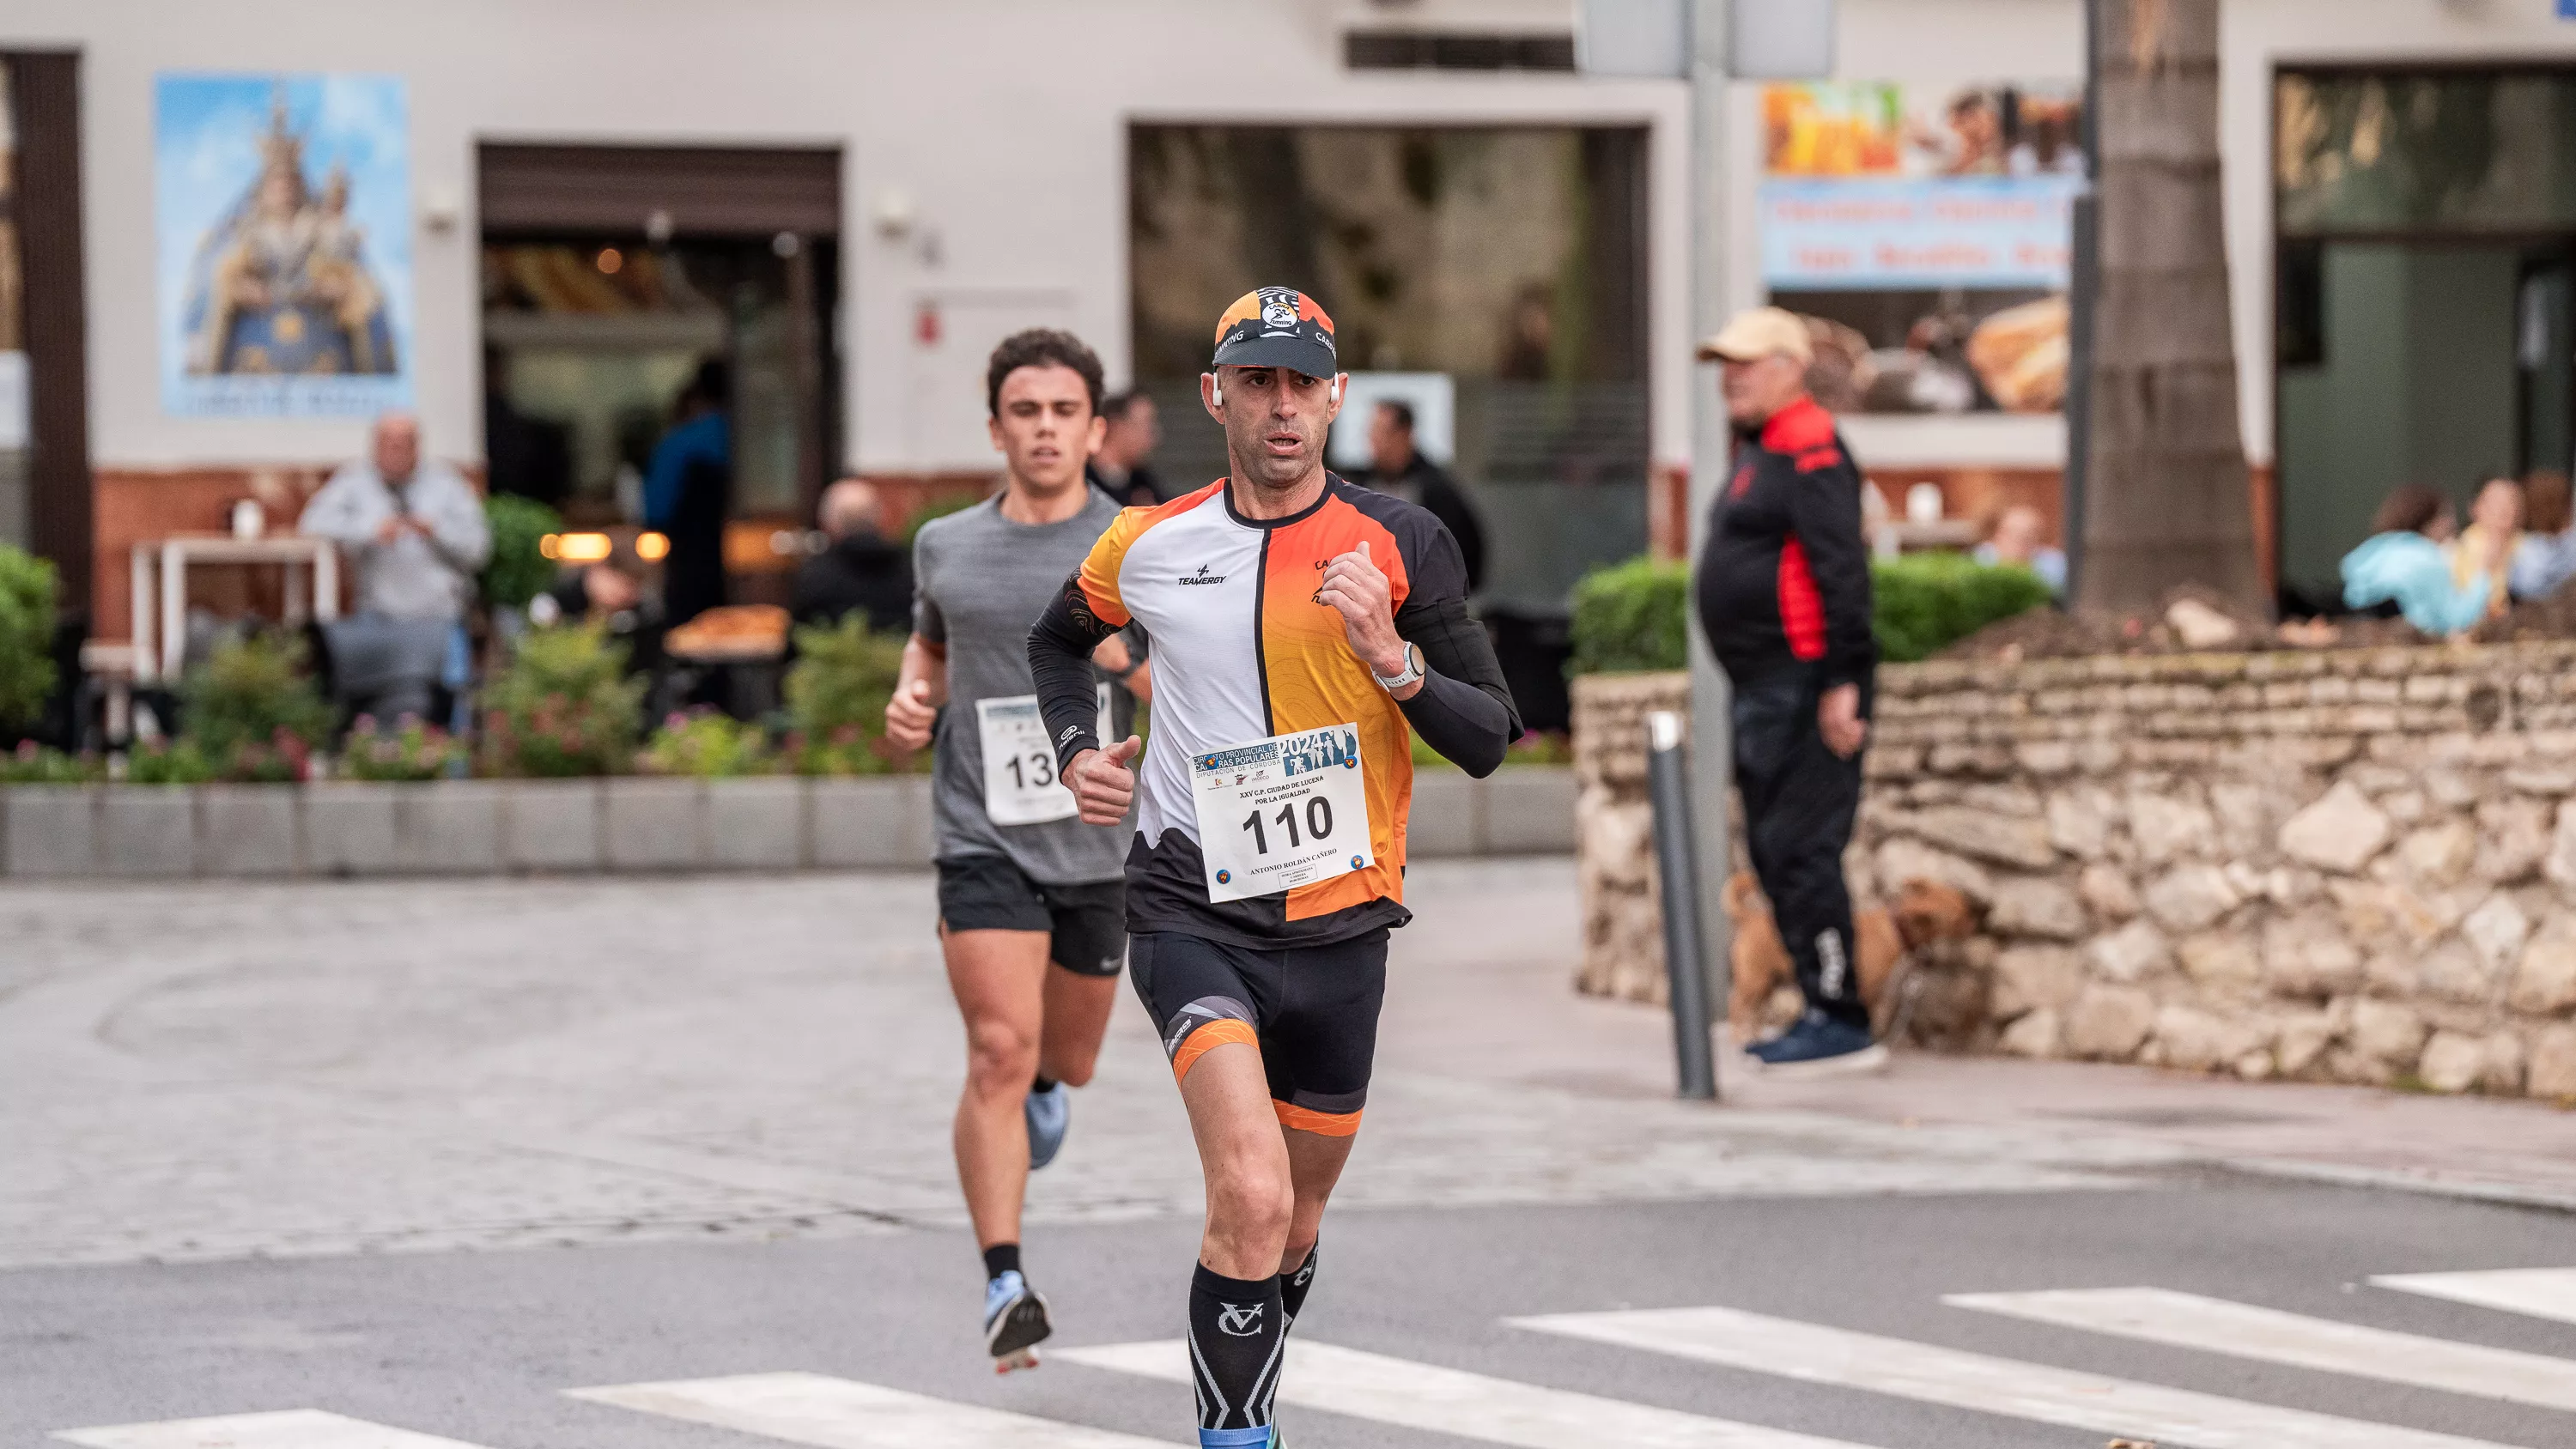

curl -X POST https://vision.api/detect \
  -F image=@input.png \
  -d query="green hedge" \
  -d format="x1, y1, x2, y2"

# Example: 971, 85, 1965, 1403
0, 543, 59, 731
1566, 551, 2052, 675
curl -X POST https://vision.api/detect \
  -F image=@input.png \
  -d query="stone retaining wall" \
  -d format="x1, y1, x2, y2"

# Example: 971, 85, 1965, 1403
0, 767, 1573, 880
1574, 646, 2576, 1100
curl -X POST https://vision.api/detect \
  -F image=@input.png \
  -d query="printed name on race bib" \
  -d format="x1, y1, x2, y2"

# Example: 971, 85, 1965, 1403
1190, 723, 1374, 904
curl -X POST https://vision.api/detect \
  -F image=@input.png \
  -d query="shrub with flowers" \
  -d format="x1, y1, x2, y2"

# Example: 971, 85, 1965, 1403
642, 707, 776, 778
481, 624, 646, 778
179, 633, 333, 782
125, 738, 216, 785
0, 740, 100, 784
784, 615, 912, 776
343, 715, 471, 781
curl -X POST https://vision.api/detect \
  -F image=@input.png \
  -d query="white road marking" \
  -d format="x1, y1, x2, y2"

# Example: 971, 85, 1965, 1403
2373, 1269, 2576, 1328
1060, 1337, 1878, 1447
56, 1410, 494, 1449
568, 1370, 1164, 1448
1513, 1306, 2523, 1449
1949, 1287, 2576, 1413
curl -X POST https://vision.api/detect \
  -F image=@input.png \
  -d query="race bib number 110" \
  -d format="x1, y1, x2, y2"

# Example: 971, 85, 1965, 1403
1190, 723, 1374, 904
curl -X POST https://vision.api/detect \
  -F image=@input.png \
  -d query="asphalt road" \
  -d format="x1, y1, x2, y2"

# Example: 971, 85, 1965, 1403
9, 1184, 2576, 1448
9, 864, 2576, 1446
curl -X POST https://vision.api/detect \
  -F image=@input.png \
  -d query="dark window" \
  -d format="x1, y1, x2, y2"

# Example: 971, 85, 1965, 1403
2277, 239, 2325, 368
1343, 30, 1576, 72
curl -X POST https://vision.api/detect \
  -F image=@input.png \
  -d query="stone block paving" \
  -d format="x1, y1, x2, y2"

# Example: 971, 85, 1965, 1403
0, 864, 2178, 1271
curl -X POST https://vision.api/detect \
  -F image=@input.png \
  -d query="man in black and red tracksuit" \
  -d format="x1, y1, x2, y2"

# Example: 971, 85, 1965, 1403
1693, 307, 1884, 1076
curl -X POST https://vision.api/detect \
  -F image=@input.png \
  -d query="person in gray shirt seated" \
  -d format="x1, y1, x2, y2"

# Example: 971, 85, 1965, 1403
300, 411, 491, 724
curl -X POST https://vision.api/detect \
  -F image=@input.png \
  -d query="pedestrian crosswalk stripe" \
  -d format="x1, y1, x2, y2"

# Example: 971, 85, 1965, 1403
1948, 1286, 2576, 1413
2373, 1269, 2576, 1328
568, 1370, 1165, 1448
1514, 1306, 2523, 1449
56, 1410, 496, 1449
1060, 1337, 1875, 1448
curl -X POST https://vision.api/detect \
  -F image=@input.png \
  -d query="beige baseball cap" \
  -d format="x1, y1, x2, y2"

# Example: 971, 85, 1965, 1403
1697, 306, 1814, 365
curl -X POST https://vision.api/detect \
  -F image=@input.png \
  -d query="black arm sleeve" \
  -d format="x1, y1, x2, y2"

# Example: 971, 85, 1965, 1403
1787, 455, 1879, 689
1030, 572, 1120, 771
1391, 523, 1521, 778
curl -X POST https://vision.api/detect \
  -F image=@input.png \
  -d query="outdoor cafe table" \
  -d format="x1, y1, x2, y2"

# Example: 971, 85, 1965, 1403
131, 533, 341, 684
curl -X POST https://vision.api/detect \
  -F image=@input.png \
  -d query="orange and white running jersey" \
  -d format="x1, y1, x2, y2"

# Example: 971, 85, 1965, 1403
1031, 475, 1516, 949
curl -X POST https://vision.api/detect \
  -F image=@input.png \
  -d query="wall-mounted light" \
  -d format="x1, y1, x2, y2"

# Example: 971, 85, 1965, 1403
636, 532, 671, 562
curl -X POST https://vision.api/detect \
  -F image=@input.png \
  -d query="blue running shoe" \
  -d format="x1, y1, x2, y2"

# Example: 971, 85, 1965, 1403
1747, 1009, 1887, 1077
983, 1269, 1051, 1372
1025, 1081, 1072, 1170
1197, 1428, 1280, 1447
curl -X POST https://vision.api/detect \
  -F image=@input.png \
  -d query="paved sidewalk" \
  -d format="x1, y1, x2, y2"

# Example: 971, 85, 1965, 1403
3, 858, 2569, 1273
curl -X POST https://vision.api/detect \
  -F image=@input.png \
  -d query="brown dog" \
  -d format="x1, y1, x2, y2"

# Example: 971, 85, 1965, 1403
1722, 872, 1978, 1038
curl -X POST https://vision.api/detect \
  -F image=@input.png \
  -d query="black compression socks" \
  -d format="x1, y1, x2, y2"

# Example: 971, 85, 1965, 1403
982, 1243, 1021, 1281
1279, 1243, 1319, 1328
1188, 1264, 1285, 1435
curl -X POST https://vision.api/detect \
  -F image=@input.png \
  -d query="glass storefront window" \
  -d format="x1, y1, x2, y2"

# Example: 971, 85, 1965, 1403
1129, 124, 1649, 617
2278, 69, 2576, 236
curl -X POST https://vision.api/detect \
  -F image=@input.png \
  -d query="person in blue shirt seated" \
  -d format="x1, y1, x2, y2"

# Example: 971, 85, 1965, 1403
1971, 504, 2068, 597
643, 358, 732, 627
2342, 483, 2498, 638
2509, 471, 2576, 603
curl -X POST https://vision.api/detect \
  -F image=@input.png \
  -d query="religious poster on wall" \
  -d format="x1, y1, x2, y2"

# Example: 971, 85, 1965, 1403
156, 72, 412, 417
1759, 82, 2081, 416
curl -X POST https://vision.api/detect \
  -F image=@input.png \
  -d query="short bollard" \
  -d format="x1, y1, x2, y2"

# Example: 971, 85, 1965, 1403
1645, 709, 1717, 1100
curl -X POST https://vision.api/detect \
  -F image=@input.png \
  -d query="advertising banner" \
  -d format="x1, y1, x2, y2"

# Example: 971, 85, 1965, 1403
1760, 82, 2081, 415
156, 73, 413, 418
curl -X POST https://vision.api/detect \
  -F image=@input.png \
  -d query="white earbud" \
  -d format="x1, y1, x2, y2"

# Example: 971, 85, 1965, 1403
1330, 376, 1344, 405
1211, 378, 1224, 408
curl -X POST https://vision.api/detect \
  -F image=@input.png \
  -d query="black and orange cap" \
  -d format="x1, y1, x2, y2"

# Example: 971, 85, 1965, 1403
1211, 286, 1338, 379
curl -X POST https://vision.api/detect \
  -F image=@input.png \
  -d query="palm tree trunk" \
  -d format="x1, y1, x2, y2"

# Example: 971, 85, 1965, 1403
2076, 0, 2266, 616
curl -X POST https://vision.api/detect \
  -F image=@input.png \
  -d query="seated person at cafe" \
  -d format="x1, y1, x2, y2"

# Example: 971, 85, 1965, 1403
1971, 503, 2068, 596
530, 531, 664, 673
790, 477, 912, 634
301, 411, 490, 724
2342, 483, 2496, 638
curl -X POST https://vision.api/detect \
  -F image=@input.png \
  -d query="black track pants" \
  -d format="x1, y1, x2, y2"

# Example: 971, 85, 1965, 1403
1729, 664, 1870, 1031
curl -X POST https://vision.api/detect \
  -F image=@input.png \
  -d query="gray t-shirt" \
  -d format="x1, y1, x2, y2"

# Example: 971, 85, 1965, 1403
914, 490, 1135, 883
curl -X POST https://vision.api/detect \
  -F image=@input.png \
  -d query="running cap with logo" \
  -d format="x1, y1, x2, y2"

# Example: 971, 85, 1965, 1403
1212, 286, 1338, 380
1697, 306, 1814, 366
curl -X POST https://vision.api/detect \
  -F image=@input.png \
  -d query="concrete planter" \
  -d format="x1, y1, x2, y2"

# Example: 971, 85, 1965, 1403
0, 767, 1573, 882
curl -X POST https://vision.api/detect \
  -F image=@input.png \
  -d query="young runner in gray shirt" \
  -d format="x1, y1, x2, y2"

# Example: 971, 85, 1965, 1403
881, 330, 1148, 1373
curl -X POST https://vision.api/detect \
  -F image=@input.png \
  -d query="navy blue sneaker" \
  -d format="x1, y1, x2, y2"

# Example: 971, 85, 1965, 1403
1747, 1010, 1886, 1077
1025, 1081, 1071, 1170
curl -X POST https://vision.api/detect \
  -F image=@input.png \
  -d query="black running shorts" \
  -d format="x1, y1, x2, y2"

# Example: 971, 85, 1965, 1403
1129, 928, 1389, 1137
936, 854, 1127, 977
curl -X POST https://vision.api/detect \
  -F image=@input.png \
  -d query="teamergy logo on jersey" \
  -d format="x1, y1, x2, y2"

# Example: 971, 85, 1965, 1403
1177, 563, 1227, 586
1279, 726, 1361, 777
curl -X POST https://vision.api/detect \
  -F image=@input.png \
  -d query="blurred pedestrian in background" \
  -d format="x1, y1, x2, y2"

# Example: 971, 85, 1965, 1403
644, 358, 732, 627
2511, 471, 2576, 602
1086, 391, 1170, 506
301, 411, 489, 725
793, 477, 913, 634
2449, 476, 2524, 620
1692, 306, 1881, 1075
1347, 398, 1487, 594
2342, 484, 2494, 637
1972, 502, 2067, 596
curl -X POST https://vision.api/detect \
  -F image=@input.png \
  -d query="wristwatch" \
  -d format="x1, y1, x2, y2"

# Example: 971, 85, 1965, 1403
1371, 642, 1425, 692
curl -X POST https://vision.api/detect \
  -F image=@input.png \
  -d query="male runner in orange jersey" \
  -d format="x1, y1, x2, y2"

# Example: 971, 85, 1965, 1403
1029, 288, 1518, 1446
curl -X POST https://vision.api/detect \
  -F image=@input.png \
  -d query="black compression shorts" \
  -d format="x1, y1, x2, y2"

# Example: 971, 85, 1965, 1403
936, 854, 1127, 977
1129, 928, 1389, 1136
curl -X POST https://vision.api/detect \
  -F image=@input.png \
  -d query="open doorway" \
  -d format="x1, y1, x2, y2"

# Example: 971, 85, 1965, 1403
477, 143, 839, 618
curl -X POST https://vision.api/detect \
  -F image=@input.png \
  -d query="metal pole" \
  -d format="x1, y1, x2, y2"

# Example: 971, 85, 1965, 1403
2063, 0, 2103, 601
1647, 709, 1718, 1100
1685, 0, 1739, 1033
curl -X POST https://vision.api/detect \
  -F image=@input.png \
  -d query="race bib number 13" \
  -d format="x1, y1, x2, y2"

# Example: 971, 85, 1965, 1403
978, 684, 1111, 827
1190, 723, 1374, 904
